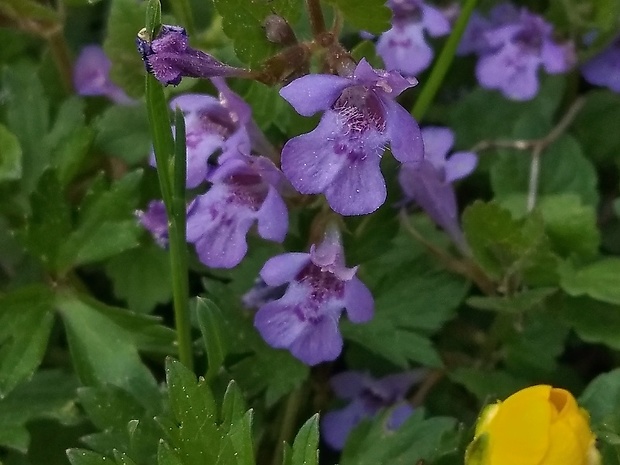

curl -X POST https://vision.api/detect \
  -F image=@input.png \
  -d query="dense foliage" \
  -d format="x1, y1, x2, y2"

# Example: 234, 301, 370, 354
0, 0, 620, 463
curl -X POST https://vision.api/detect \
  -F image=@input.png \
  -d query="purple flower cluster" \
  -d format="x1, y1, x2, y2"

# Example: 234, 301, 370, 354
321, 370, 425, 449
139, 79, 289, 269
377, 0, 451, 76
136, 25, 247, 86
280, 59, 423, 216
253, 227, 373, 365
399, 126, 477, 248
73, 45, 133, 104
582, 35, 620, 93
458, 4, 575, 100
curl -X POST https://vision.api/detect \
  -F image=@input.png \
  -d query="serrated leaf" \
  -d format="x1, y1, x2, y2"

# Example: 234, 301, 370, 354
572, 90, 620, 163
21, 170, 72, 272
0, 370, 80, 452
105, 244, 172, 314
466, 287, 557, 314
462, 201, 559, 285
59, 170, 143, 269
213, 0, 302, 67
324, 0, 390, 33
56, 292, 159, 402
157, 440, 183, 465
113, 450, 139, 465
221, 381, 247, 432
226, 410, 255, 465
67, 449, 110, 465
557, 295, 620, 350
340, 411, 458, 465
104, 0, 147, 98
94, 104, 151, 164
291, 414, 319, 465
560, 259, 620, 305
580, 368, 620, 426
0, 124, 21, 181
196, 297, 228, 381
0, 285, 55, 397
1, 62, 50, 193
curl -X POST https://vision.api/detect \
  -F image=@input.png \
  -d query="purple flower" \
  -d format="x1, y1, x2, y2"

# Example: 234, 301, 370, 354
279, 59, 423, 216
376, 0, 451, 76
136, 25, 248, 86
459, 5, 575, 100
321, 370, 425, 449
136, 200, 169, 247
242, 278, 287, 309
582, 35, 620, 93
73, 45, 134, 104
398, 127, 476, 248
254, 227, 373, 365
186, 155, 288, 269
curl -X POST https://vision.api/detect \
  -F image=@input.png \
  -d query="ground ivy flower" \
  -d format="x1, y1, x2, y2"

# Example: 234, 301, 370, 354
136, 200, 169, 247
321, 370, 425, 450
254, 227, 373, 365
136, 25, 248, 86
165, 79, 253, 188
458, 5, 575, 100
73, 45, 133, 104
465, 385, 600, 465
280, 59, 423, 215
186, 155, 288, 269
376, 0, 451, 76
581, 35, 620, 93
398, 126, 476, 248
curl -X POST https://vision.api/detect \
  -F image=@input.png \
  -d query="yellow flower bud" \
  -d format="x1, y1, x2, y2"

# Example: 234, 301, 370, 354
465, 385, 600, 465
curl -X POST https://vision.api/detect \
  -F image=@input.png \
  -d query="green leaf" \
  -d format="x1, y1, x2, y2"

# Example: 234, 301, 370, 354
560, 259, 620, 305
67, 449, 110, 465
226, 410, 255, 465
1, 62, 50, 193
340, 411, 458, 465
221, 381, 247, 432
105, 244, 172, 314
56, 292, 159, 402
343, 258, 467, 368
491, 135, 599, 207
466, 287, 557, 314
580, 368, 620, 426
0, 285, 55, 397
145, 0, 162, 39
113, 451, 139, 465
104, 0, 148, 98
556, 295, 620, 350
449, 368, 528, 403
157, 441, 183, 465
462, 201, 558, 285
213, 0, 302, 67
572, 90, 620, 163
59, 170, 143, 269
242, 81, 294, 133
196, 297, 228, 381
164, 358, 219, 463
291, 414, 319, 465
94, 104, 151, 165
0, 0, 58, 22
21, 170, 72, 271
0, 370, 80, 452
324, 0, 390, 33
0, 124, 22, 181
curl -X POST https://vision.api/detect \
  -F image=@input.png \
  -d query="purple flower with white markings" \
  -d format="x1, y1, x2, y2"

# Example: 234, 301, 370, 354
321, 370, 425, 449
458, 5, 575, 100
73, 45, 134, 104
186, 155, 288, 269
136, 200, 169, 247
376, 0, 451, 76
398, 127, 477, 248
582, 35, 620, 93
254, 227, 373, 365
280, 59, 423, 216
136, 25, 248, 86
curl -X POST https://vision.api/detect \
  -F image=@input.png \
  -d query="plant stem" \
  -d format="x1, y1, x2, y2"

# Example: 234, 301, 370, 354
145, 75, 194, 371
306, 0, 326, 37
271, 387, 304, 465
47, 28, 73, 93
412, 0, 478, 120
169, 0, 195, 35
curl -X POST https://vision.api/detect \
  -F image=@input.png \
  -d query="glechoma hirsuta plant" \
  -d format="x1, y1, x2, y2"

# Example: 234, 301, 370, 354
0, 0, 619, 463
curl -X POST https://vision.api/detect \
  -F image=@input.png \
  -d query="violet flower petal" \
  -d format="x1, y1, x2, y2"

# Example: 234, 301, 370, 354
257, 186, 288, 242
279, 74, 352, 116
444, 151, 478, 183
384, 98, 424, 163
260, 253, 311, 286
344, 277, 374, 323
322, 401, 366, 450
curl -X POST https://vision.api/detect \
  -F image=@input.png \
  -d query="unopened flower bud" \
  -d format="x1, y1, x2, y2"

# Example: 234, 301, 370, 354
263, 14, 297, 46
